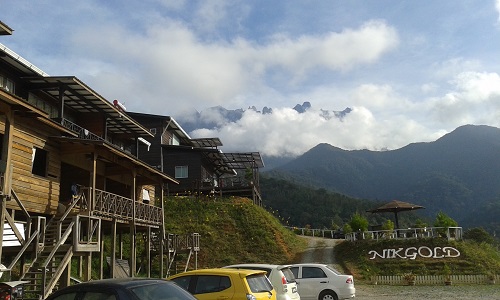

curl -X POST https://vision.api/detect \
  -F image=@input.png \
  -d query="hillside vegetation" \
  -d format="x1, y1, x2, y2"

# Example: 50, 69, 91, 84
265, 125, 500, 233
335, 238, 500, 280
162, 196, 500, 280
163, 196, 307, 268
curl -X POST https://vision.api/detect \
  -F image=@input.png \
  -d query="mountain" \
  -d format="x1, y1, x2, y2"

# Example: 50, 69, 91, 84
176, 102, 351, 133
265, 124, 500, 231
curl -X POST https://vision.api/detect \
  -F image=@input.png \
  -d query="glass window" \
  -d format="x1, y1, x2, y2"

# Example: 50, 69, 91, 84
32, 147, 48, 177
171, 275, 192, 291
246, 274, 273, 293
82, 292, 115, 300
130, 282, 196, 300
290, 267, 299, 278
49, 292, 78, 300
281, 268, 297, 283
175, 166, 188, 178
194, 275, 230, 294
302, 267, 327, 279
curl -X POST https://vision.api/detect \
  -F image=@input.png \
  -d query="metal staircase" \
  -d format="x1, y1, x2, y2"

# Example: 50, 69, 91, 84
20, 216, 75, 300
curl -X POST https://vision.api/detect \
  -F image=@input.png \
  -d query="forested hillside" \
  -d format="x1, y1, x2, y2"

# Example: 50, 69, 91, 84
260, 176, 423, 229
265, 125, 500, 232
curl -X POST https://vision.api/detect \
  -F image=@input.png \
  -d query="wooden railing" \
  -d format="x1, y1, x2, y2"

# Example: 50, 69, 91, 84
78, 187, 162, 225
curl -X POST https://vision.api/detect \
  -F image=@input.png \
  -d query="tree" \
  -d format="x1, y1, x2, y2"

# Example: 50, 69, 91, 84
381, 219, 394, 231
434, 211, 458, 228
349, 213, 369, 232
464, 227, 496, 245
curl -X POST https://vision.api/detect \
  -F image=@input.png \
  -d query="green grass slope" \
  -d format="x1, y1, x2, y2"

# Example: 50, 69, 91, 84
164, 196, 307, 268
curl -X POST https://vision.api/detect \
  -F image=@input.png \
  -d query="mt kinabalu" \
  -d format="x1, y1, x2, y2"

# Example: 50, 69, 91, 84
176, 102, 352, 133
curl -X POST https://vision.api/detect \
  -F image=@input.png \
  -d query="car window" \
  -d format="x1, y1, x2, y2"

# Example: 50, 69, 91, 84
246, 274, 273, 293
130, 282, 196, 300
82, 292, 116, 300
171, 276, 193, 291
302, 267, 327, 279
194, 275, 231, 294
290, 267, 299, 278
280, 268, 296, 283
50, 292, 78, 300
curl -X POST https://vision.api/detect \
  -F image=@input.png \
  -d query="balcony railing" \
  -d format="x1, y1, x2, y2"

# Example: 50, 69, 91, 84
75, 187, 162, 226
61, 118, 103, 141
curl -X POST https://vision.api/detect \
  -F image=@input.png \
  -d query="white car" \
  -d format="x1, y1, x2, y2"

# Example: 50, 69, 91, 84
224, 264, 300, 300
290, 263, 355, 300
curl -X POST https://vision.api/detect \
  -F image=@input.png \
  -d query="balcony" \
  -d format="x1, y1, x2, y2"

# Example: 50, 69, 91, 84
71, 187, 163, 226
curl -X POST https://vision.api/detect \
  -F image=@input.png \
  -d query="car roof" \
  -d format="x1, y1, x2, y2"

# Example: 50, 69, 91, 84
290, 263, 326, 267
70, 278, 168, 288
169, 268, 267, 278
226, 264, 292, 270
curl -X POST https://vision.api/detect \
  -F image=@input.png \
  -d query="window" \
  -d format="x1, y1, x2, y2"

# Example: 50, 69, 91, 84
175, 166, 188, 178
194, 275, 231, 294
32, 147, 48, 177
0, 74, 15, 93
302, 267, 327, 279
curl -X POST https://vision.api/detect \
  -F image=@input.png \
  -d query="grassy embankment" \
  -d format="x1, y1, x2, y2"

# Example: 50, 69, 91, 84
334, 238, 500, 280
164, 196, 307, 269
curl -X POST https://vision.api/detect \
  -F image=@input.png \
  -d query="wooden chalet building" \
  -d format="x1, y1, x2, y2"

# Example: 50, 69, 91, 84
127, 113, 265, 206
0, 23, 180, 299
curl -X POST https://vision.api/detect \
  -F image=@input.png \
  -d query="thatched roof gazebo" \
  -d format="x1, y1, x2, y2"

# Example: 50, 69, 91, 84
367, 200, 424, 229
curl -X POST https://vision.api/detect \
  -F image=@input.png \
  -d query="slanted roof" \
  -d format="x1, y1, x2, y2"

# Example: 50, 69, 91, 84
0, 21, 13, 35
23, 76, 153, 138
0, 42, 48, 76
219, 152, 265, 169
190, 137, 222, 148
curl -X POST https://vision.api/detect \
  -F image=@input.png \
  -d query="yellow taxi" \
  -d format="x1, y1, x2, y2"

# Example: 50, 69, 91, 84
168, 268, 277, 300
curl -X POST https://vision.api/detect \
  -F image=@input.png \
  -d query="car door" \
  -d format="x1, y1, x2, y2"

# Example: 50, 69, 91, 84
191, 275, 234, 300
290, 266, 328, 300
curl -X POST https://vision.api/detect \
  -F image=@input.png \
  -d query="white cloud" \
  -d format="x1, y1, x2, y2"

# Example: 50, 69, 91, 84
496, 0, 500, 22
62, 19, 398, 115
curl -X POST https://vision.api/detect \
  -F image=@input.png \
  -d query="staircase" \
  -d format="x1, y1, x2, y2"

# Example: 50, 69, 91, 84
21, 216, 75, 300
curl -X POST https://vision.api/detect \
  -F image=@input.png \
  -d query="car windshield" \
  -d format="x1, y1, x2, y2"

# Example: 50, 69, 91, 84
130, 282, 196, 300
324, 265, 340, 275
280, 268, 296, 283
246, 274, 273, 293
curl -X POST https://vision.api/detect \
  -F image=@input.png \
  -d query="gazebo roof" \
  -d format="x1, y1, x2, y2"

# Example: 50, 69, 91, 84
367, 200, 424, 214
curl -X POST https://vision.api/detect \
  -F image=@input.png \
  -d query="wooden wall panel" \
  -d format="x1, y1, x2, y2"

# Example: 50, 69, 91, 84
2, 117, 61, 215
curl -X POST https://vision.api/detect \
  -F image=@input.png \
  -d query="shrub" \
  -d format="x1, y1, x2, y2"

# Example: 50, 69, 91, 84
350, 213, 369, 232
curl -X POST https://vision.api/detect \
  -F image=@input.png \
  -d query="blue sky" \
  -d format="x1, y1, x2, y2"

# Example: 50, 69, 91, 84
2, 1, 500, 157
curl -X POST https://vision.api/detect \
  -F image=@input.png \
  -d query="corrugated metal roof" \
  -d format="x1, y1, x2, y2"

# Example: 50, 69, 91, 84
23, 76, 153, 137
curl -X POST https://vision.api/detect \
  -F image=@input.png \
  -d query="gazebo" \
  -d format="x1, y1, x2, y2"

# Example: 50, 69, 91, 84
367, 200, 424, 229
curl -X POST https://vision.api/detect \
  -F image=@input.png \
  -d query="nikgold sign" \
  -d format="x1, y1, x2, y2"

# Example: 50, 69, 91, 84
368, 246, 461, 260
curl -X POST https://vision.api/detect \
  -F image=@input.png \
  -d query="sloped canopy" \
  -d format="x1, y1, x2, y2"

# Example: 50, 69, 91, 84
367, 200, 424, 229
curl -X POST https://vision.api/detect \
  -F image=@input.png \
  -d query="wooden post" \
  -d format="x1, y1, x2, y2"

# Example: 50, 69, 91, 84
146, 227, 151, 277
129, 171, 136, 277
159, 182, 165, 278
90, 152, 97, 215
100, 237, 104, 279
111, 219, 116, 278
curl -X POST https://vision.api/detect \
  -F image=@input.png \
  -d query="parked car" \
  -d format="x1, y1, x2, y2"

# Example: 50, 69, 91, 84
167, 268, 276, 300
290, 264, 355, 300
224, 264, 300, 300
45, 278, 196, 300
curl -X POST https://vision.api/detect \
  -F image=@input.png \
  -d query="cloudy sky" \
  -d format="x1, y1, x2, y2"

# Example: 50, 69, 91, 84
2, 1, 500, 157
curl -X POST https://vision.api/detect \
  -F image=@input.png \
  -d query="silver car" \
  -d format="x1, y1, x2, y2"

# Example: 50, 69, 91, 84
290, 264, 355, 300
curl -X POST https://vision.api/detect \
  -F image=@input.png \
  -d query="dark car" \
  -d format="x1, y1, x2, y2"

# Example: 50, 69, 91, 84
45, 278, 196, 300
